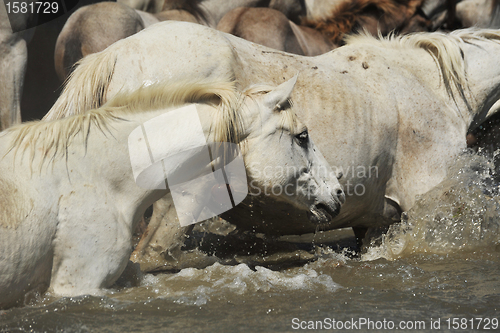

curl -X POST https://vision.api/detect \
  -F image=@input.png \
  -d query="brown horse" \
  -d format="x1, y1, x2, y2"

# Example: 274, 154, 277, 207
54, 2, 152, 81
157, 0, 304, 27
217, 0, 431, 56
53, 0, 305, 82
54, 0, 210, 81
217, 7, 333, 56
302, 0, 431, 46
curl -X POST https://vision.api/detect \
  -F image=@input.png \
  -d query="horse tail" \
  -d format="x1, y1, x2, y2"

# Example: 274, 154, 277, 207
43, 49, 117, 121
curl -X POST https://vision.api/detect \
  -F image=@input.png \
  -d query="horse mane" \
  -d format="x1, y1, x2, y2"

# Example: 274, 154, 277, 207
302, 0, 425, 45
44, 48, 117, 121
8, 78, 244, 170
344, 29, 467, 99
345, 28, 500, 113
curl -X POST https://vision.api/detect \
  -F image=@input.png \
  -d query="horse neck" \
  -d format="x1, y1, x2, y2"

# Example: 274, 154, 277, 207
65, 103, 228, 221
70, 109, 165, 219
460, 37, 500, 130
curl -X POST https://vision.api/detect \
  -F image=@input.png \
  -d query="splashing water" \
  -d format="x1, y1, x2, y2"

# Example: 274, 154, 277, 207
363, 150, 500, 261
2, 152, 500, 333
111, 261, 343, 307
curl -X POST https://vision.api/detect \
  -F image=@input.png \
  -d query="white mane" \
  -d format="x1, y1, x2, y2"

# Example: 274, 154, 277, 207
7, 78, 243, 169
345, 28, 500, 109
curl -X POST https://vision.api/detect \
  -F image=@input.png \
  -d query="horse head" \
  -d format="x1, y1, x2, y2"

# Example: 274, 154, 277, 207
242, 75, 345, 224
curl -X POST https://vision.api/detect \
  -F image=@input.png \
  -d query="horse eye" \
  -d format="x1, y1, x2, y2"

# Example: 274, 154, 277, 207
295, 130, 309, 146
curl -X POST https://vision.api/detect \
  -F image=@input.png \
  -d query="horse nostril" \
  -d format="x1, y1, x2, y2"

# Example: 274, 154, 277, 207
336, 188, 345, 203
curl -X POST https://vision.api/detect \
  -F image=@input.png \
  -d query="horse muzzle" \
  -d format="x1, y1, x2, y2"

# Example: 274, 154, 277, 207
307, 188, 345, 224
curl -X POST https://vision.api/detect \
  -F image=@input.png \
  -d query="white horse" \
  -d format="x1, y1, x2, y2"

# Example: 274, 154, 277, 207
456, 0, 500, 28
0, 1, 33, 130
422, 0, 500, 29
0, 77, 344, 309
44, 22, 500, 267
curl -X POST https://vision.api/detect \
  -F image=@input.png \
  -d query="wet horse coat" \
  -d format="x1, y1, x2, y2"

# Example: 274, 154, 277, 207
0, 77, 343, 308
44, 22, 500, 265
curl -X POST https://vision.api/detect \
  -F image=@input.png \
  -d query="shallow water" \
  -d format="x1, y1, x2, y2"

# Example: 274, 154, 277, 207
1, 151, 500, 332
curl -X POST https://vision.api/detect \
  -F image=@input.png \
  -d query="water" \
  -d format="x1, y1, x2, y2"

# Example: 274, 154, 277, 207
1, 151, 499, 332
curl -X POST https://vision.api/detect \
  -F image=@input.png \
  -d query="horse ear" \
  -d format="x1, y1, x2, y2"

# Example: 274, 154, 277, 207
264, 74, 299, 111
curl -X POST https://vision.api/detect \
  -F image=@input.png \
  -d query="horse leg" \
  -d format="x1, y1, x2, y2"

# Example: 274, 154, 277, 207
51, 194, 132, 296
446, 0, 459, 29
352, 227, 368, 251
353, 198, 402, 251
0, 32, 26, 130
130, 193, 197, 272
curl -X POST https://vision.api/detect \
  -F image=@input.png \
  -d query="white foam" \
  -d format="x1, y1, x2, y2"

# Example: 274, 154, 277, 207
362, 151, 500, 261
137, 261, 341, 305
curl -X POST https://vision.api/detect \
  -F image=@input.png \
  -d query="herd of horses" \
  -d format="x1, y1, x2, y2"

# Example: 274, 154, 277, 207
2, 0, 500, 309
